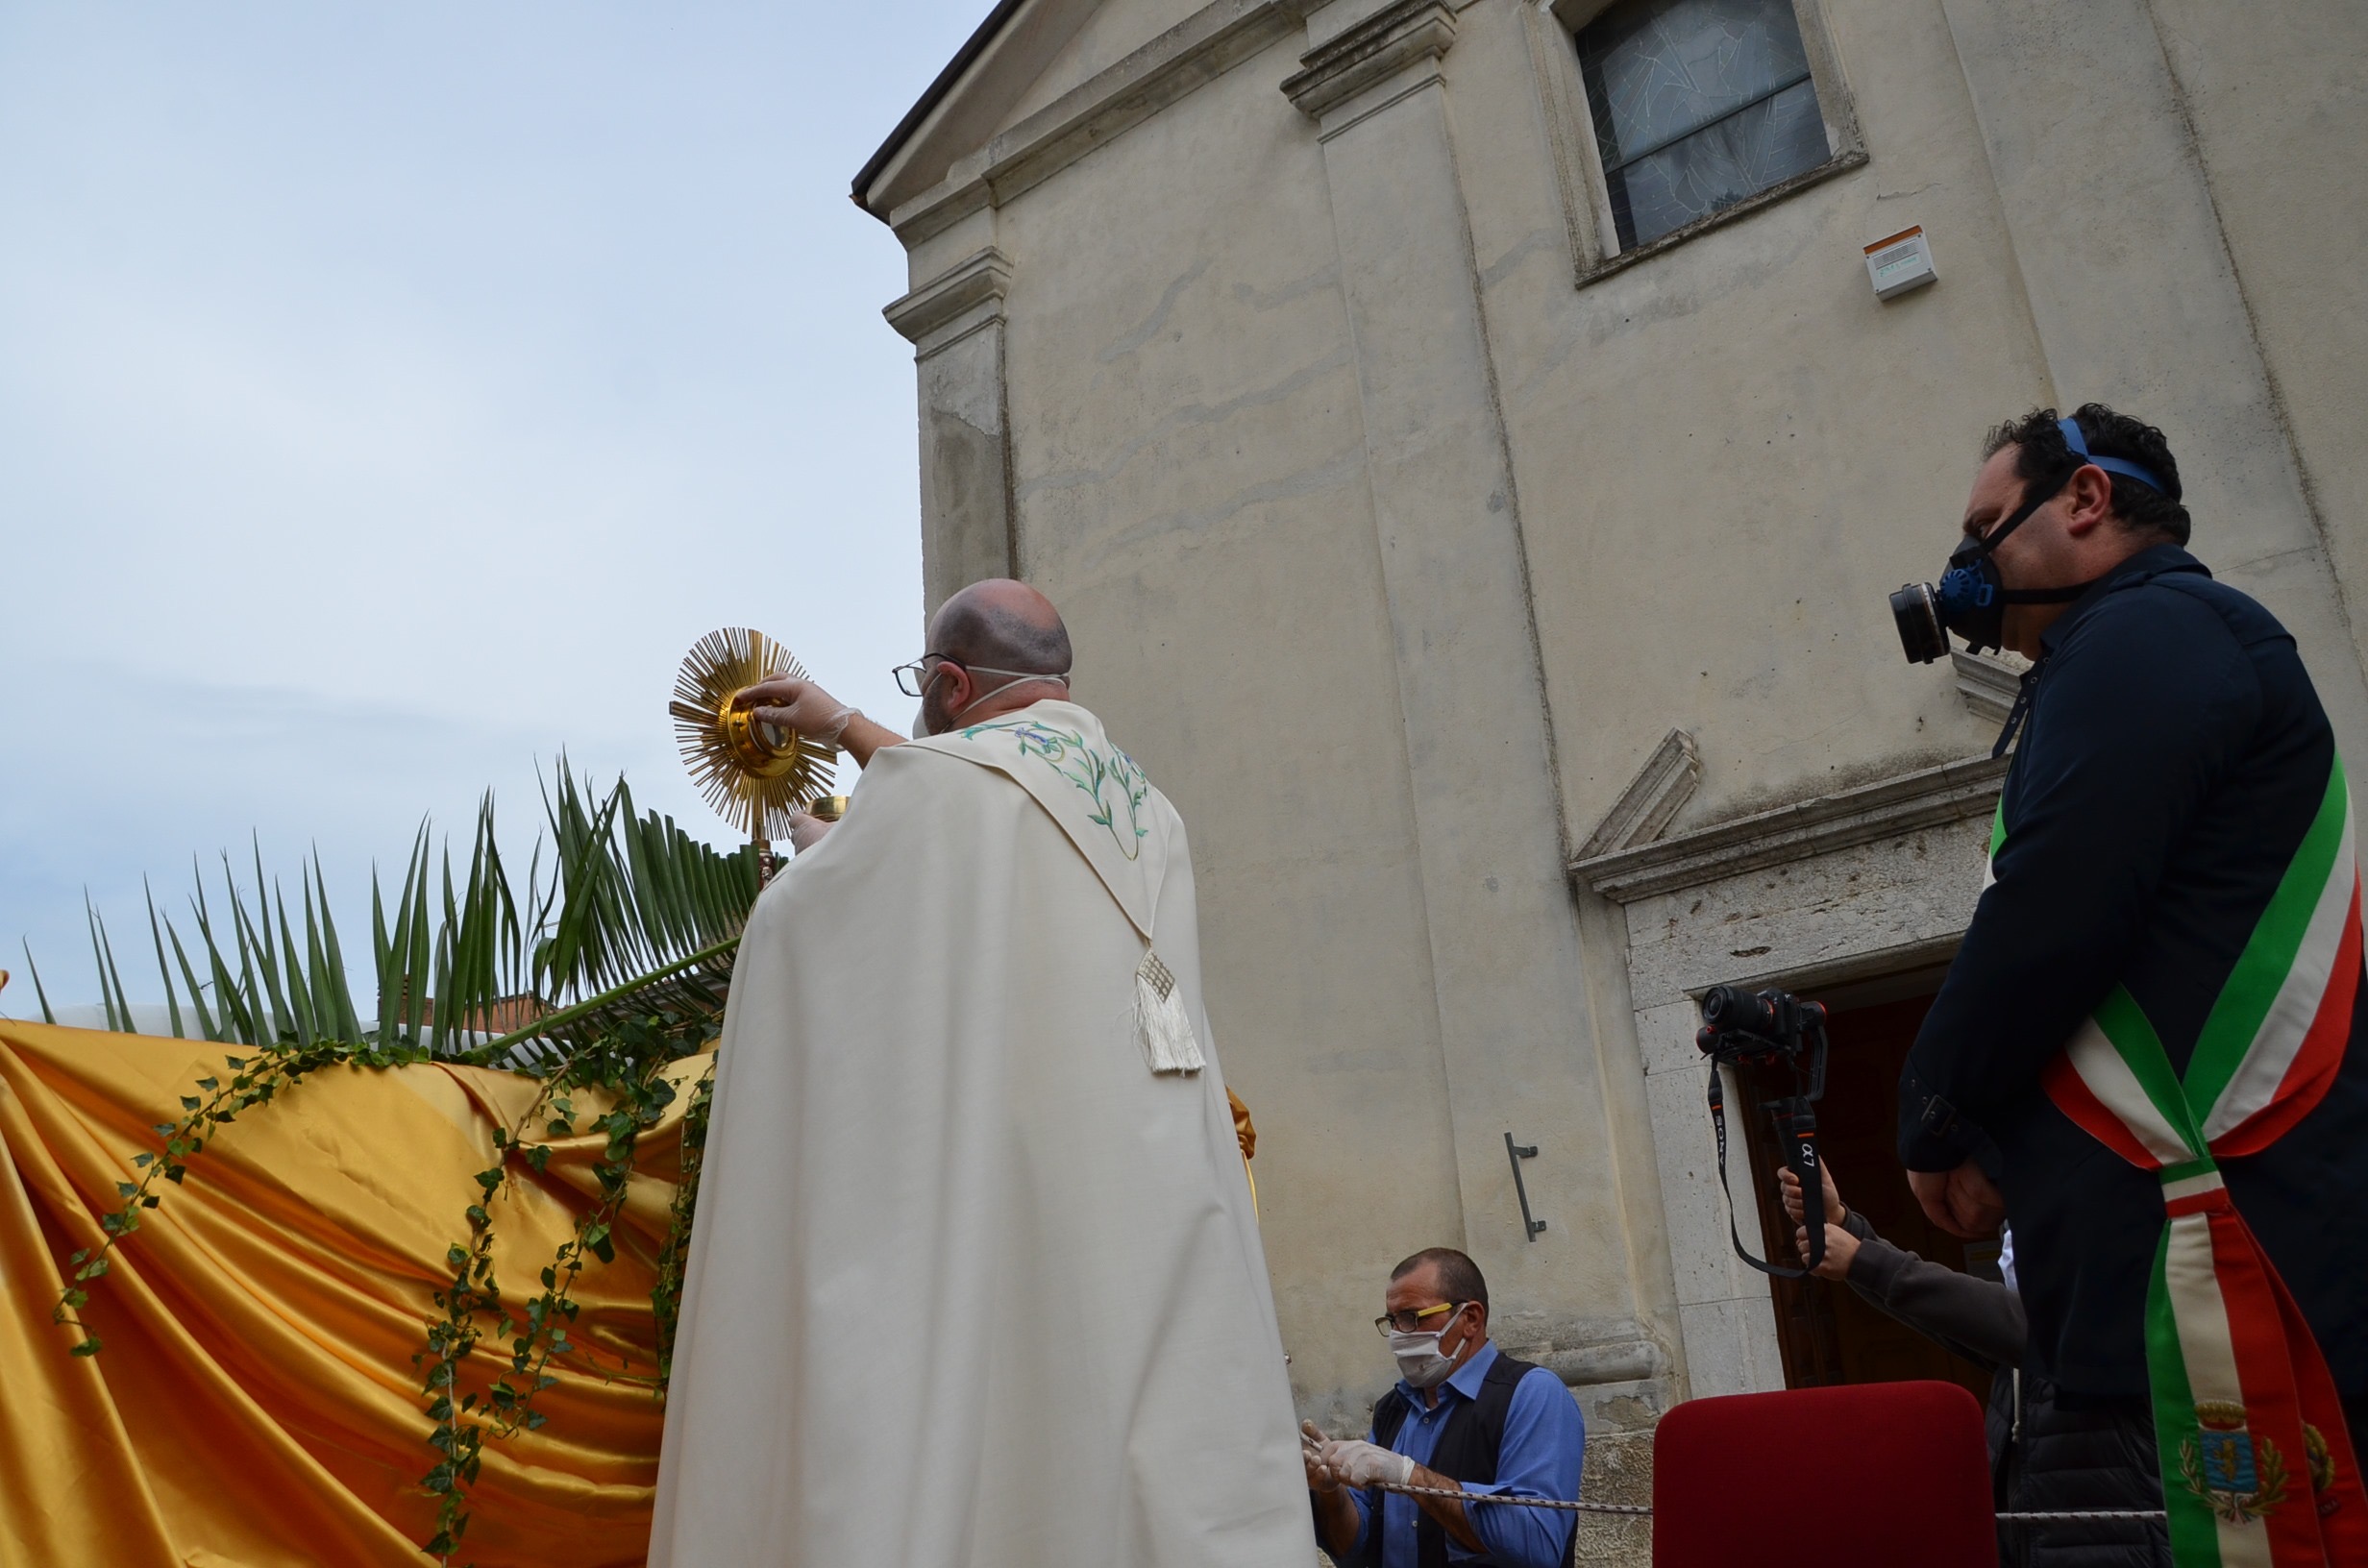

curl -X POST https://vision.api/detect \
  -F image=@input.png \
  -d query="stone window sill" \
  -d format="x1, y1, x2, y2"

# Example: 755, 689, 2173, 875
1572, 147, 1868, 289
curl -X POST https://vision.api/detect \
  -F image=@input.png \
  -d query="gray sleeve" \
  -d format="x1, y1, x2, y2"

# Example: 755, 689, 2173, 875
1843, 1228, 2026, 1370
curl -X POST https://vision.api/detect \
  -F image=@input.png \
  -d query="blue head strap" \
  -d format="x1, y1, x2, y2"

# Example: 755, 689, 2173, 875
2059, 416, 2177, 500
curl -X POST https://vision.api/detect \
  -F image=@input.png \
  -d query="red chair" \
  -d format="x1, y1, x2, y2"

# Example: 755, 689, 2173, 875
1652, 1381, 1996, 1568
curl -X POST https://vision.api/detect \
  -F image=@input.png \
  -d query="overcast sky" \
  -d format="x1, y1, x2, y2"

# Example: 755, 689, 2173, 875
0, 3, 987, 1015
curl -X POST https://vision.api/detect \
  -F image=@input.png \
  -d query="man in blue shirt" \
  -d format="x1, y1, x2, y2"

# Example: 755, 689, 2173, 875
1302, 1248, 1586, 1567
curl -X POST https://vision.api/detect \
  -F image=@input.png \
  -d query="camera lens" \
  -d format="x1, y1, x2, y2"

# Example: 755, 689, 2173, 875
1889, 582, 1950, 665
1699, 984, 1776, 1037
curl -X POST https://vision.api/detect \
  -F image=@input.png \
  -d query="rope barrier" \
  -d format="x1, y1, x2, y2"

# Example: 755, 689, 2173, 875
1368, 1480, 2165, 1524
1370, 1481, 1647, 1515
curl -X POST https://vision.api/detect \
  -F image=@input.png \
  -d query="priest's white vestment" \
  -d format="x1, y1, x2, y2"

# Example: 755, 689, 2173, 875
649, 699, 1311, 1568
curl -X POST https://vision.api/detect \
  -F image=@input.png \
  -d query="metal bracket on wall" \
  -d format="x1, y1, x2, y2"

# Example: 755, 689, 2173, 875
1504, 1133, 1547, 1241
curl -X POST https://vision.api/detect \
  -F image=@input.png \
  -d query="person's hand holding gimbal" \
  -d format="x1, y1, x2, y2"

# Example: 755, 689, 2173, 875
1778, 1161, 1857, 1281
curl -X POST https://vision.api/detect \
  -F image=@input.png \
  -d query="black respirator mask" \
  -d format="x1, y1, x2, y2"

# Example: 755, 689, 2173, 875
1889, 418, 2176, 663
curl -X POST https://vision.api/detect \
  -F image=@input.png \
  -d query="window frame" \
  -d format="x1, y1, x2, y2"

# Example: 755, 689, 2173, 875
1521, 0, 1866, 286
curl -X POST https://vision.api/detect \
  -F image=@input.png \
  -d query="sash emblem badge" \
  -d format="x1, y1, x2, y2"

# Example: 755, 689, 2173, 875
2183, 1402, 2289, 1524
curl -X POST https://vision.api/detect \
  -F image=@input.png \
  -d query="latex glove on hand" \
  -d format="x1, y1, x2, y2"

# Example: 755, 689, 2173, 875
1320, 1438, 1415, 1489
786, 812, 832, 855
1300, 1420, 1341, 1494
732, 676, 856, 746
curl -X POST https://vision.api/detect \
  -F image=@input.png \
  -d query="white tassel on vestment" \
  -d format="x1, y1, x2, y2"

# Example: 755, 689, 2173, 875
1133, 948, 1205, 1075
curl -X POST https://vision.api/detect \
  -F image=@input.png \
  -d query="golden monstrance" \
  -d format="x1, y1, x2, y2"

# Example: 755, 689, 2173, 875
670, 628, 837, 854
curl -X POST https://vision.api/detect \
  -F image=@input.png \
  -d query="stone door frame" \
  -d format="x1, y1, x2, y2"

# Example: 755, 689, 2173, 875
1571, 750, 2006, 1398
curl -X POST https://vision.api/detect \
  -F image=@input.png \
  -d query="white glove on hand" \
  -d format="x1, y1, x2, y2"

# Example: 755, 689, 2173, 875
786, 812, 832, 854
735, 676, 857, 747
1320, 1438, 1415, 1488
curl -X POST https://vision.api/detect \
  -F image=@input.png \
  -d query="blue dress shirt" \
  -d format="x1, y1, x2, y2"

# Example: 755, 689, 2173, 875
1345, 1342, 1586, 1567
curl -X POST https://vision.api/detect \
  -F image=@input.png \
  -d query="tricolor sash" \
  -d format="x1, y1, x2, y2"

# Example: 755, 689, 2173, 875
1999, 756, 2368, 1566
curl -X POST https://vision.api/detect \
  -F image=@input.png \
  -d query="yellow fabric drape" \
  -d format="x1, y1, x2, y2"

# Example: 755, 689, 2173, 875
0, 1019, 699, 1567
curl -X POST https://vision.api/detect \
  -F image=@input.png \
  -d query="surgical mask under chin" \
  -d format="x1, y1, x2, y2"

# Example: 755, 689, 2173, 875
921, 669, 1065, 734
1387, 1307, 1468, 1389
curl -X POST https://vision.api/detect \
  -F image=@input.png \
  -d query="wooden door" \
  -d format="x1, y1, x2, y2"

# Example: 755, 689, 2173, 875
1728, 990, 1996, 1403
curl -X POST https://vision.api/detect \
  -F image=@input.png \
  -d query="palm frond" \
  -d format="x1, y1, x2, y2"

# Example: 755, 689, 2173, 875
19, 942, 58, 1024
58, 761, 763, 1073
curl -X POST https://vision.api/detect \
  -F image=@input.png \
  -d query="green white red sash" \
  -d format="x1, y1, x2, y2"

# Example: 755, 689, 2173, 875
1995, 756, 2368, 1565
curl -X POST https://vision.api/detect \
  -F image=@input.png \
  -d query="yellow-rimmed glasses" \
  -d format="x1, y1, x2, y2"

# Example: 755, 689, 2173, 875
1374, 1302, 1465, 1336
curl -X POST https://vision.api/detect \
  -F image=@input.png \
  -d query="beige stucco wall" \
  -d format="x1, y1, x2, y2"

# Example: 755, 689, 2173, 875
2147, 0, 2368, 693
992, 37, 1482, 1417
1476, 0, 2050, 834
868, 0, 2368, 1481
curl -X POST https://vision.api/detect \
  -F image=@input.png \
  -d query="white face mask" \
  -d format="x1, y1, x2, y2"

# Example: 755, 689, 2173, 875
1387, 1305, 1469, 1389
913, 666, 1067, 737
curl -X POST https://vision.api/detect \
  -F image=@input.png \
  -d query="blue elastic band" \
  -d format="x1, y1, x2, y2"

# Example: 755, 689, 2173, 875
2058, 416, 2177, 500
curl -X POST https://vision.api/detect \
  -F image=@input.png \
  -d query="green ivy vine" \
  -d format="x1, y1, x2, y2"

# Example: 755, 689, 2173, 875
54, 1032, 430, 1356
419, 1007, 718, 1561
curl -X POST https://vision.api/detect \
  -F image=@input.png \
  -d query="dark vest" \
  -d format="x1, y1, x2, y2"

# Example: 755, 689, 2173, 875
1339, 1352, 1575, 1568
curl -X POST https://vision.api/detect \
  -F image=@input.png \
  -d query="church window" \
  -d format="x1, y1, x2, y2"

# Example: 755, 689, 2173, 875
1575, 0, 1834, 250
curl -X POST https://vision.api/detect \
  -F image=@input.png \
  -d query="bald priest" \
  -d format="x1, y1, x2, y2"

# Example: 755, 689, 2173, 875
648, 580, 1312, 1568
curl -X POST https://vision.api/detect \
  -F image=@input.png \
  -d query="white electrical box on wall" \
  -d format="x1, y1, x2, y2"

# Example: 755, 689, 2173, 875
1864, 226, 1938, 301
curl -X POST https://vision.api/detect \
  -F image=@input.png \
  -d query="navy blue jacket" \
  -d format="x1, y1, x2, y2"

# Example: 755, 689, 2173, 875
1899, 545, 2368, 1398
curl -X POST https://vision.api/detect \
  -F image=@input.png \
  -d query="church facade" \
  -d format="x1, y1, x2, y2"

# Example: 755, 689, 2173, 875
853, 0, 2368, 1533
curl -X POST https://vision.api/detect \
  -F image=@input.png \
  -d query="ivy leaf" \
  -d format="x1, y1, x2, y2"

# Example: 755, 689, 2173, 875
194, 1077, 218, 1091
179, 1096, 202, 1112
131, 1152, 154, 1168
583, 1224, 615, 1264
74, 1259, 110, 1282
224, 1056, 246, 1070
70, 1335, 102, 1358
115, 1182, 138, 1199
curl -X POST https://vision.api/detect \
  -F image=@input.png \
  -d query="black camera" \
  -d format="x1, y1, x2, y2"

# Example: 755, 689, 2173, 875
1696, 985, 1832, 1277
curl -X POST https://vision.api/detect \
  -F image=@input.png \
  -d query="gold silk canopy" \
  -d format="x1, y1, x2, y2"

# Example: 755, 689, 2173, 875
0, 1018, 693, 1567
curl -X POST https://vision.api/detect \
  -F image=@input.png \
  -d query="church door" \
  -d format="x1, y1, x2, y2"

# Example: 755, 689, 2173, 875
1729, 988, 1998, 1403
